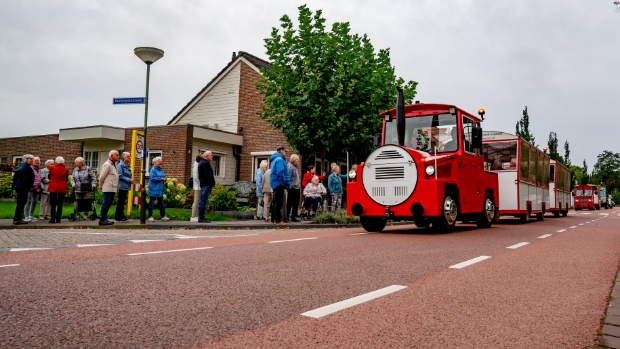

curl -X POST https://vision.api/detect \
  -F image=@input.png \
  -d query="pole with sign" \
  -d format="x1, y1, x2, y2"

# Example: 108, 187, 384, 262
127, 130, 145, 216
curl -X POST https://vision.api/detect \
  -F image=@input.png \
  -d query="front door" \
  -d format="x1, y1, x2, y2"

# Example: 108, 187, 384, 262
459, 116, 482, 213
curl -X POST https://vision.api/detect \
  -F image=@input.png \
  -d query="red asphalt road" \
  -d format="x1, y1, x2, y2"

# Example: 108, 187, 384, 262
1, 209, 619, 348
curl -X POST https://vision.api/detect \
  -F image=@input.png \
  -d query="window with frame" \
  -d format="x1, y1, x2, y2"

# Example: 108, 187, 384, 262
252, 156, 270, 181
13, 156, 23, 166
199, 149, 225, 177
83, 151, 100, 175
529, 148, 537, 182
0, 156, 7, 164
145, 151, 163, 175
462, 116, 474, 153
550, 164, 555, 183
520, 142, 529, 179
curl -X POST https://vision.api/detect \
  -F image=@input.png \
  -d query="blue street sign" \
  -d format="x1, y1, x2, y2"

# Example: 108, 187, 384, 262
113, 97, 145, 104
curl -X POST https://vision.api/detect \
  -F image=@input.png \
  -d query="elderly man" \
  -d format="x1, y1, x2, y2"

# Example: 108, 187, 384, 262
115, 152, 133, 223
98, 150, 119, 226
24, 157, 42, 222
255, 160, 268, 220
270, 146, 290, 225
198, 151, 215, 223
12, 154, 35, 225
286, 154, 301, 222
71, 156, 96, 219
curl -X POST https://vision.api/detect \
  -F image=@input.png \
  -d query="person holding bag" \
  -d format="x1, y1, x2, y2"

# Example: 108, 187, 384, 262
71, 157, 96, 219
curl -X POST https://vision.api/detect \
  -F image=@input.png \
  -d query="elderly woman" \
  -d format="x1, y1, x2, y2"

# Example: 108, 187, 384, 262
328, 165, 348, 213
48, 156, 69, 223
115, 152, 133, 223
24, 157, 43, 222
255, 160, 268, 220
71, 156, 96, 218
38, 159, 54, 220
262, 167, 272, 221
303, 176, 326, 216
147, 156, 170, 222
12, 154, 35, 225
190, 154, 202, 222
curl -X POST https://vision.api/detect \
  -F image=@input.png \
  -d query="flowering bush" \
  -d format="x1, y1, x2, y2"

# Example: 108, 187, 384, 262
0, 173, 14, 198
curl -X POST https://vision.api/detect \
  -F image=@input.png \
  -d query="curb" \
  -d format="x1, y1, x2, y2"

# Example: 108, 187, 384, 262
598, 264, 620, 348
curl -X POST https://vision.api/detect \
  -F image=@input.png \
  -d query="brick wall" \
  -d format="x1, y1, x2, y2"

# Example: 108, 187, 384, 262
0, 134, 81, 166
122, 125, 193, 185
237, 61, 294, 182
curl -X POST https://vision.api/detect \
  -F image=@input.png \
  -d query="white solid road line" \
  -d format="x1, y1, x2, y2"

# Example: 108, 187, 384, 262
51, 232, 122, 235
557, 229, 567, 232
449, 256, 491, 269
582, 213, 591, 215
267, 237, 318, 244
507, 242, 530, 249
129, 240, 164, 243
77, 244, 114, 248
350, 232, 371, 235
127, 247, 214, 256
569, 226, 577, 228
0, 264, 20, 268
538, 234, 553, 239
301, 285, 407, 318
9, 247, 52, 252
599, 213, 610, 215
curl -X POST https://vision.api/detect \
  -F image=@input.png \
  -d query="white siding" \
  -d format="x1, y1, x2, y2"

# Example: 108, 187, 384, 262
192, 139, 236, 185
174, 63, 240, 134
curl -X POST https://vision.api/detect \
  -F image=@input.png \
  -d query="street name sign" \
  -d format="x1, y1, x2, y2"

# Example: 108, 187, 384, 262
113, 97, 145, 104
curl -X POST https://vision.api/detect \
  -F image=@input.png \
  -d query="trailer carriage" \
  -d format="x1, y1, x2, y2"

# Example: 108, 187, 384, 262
548, 160, 571, 217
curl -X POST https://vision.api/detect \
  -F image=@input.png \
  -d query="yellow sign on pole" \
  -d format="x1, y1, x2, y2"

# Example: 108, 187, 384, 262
127, 130, 145, 216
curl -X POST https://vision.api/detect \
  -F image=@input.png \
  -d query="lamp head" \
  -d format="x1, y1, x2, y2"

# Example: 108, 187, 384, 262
134, 47, 164, 64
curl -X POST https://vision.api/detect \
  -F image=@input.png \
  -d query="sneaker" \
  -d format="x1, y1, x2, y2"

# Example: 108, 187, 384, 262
13, 220, 28, 225
161, 216, 170, 222
99, 221, 114, 226
114, 219, 129, 223
23, 216, 32, 222
190, 217, 198, 222
198, 218, 210, 223
31, 217, 38, 222
147, 217, 155, 222
39, 215, 45, 220
44, 215, 51, 220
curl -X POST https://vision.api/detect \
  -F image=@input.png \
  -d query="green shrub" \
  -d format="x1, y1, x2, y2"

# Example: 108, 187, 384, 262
206, 183, 238, 211
0, 173, 15, 198
247, 187, 257, 208
313, 210, 359, 224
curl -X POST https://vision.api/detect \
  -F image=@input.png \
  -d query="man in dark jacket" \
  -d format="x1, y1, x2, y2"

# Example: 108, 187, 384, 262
12, 154, 35, 225
198, 151, 216, 223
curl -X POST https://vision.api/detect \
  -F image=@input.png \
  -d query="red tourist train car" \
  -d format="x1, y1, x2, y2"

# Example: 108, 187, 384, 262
347, 89, 500, 233
482, 132, 552, 222
548, 160, 571, 217
573, 184, 601, 210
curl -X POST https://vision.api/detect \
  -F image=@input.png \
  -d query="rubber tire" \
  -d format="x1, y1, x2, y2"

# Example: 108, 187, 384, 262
476, 192, 495, 228
596, 205, 600, 210
414, 220, 432, 228
536, 212, 544, 221
520, 212, 530, 223
360, 217, 387, 232
553, 211, 560, 217
433, 188, 457, 233
562, 210, 568, 217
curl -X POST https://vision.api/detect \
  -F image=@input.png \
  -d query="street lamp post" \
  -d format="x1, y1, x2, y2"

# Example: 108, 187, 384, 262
134, 47, 164, 224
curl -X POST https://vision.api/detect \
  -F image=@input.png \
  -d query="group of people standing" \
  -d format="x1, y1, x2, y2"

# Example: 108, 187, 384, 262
253, 146, 350, 224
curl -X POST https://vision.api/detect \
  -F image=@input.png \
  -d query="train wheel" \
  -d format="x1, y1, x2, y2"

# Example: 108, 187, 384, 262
596, 205, 600, 210
476, 192, 495, 228
553, 211, 560, 217
562, 210, 568, 217
520, 211, 530, 223
413, 219, 431, 228
536, 212, 544, 221
433, 189, 457, 233
360, 217, 387, 232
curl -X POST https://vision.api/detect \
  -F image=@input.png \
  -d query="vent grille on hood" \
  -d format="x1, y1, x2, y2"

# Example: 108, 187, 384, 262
375, 150, 404, 160
375, 166, 405, 180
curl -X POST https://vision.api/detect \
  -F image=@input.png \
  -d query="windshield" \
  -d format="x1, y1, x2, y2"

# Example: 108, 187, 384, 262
384, 113, 458, 153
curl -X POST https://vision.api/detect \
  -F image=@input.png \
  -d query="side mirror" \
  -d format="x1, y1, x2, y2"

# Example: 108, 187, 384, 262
472, 127, 483, 149
373, 133, 382, 148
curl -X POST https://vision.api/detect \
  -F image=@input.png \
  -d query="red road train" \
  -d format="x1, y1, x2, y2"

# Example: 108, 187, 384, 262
347, 90, 568, 233
573, 184, 601, 210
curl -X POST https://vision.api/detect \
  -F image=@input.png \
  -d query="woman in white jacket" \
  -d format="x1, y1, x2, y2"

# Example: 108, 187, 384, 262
190, 155, 202, 222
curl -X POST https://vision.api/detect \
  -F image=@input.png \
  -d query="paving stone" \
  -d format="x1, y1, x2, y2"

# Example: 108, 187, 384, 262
606, 314, 620, 327
612, 290, 620, 298
609, 307, 620, 317
600, 335, 620, 349
602, 325, 620, 338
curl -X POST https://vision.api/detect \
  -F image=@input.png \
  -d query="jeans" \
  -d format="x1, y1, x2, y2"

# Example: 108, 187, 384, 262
40, 193, 51, 216
100, 192, 115, 222
13, 190, 29, 222
24, 191, 40, 218
198, 186, 213, 220
49, 193, 66, 222
272, 186, 285, 223
148, 196, 166, 218
331, 193, 343, 213
304, 196, 322, 212
115, 190, 128, 221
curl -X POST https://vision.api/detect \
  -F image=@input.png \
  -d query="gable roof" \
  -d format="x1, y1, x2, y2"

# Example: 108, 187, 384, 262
167, 51, 270, 125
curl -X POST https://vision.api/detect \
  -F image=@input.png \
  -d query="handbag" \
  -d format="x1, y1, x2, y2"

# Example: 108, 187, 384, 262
188, 177, 194, 189
259, 198, 264, 207
80, 182, 92, 192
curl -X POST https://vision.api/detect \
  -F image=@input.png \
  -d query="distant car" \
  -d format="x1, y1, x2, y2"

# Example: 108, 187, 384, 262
609, 198, 616, 208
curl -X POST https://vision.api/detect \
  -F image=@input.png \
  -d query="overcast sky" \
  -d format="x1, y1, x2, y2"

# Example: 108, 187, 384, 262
1, 0, 618, 168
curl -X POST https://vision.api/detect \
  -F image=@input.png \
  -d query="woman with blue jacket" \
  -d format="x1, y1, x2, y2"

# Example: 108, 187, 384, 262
147, 156, 170, 222
328, 165, 348, 213
115, 152, 133, 222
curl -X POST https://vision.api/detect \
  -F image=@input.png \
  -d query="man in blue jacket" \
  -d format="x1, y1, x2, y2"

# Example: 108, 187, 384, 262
12, 154, 35, 225
198, 151, 215, 223
270, 146, 290, 224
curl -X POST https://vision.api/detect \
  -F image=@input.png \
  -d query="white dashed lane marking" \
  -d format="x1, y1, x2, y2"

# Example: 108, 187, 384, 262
579, 224, 584, 226
301, 285, 407, 318
267, 237, 318, 244
9, 248, 52, 252
350, 232, 371, 235
538, 234, 553, 239
557, 229, 567, 232
0, 264, 20, 268
449, 256, 491, 269
569, 226, 577, 228
507, 242, 529, 249
128, 247, 214, 256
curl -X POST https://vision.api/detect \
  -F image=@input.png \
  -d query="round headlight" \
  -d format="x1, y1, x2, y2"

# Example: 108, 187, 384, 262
348, 169, 357, 179
425, 165, 435, 176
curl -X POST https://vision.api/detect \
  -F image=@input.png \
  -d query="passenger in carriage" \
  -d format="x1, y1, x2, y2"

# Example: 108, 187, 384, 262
441, 127, 458, 152
509, 157, 517, 169
491, 158, 503, 170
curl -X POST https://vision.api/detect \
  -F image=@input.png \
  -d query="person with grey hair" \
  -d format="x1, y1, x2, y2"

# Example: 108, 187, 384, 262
147, 156, 170, 222
98, 150, 119, 226
115, 151, 133, 222
11, 154, 35, 224
286, 154, 301, 222
71, 156, 96, 219
190, 154, 202, 222
197, 151, 215, 223
255, 159, 268, 219
47, 156, 69, 223
23, 157, 42, 222
38, 159, 54, 220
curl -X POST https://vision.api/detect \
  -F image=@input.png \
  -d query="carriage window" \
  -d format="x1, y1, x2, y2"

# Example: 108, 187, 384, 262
520, 142, 529, 179
550, 165, 555, 182
537, 153, 544, 184
529, 148, 537, 182
482, 141, 517, 171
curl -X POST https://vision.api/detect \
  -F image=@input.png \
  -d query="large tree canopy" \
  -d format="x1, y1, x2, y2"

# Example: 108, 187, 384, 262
257, 5, 417, 161
591, 150, 620, 193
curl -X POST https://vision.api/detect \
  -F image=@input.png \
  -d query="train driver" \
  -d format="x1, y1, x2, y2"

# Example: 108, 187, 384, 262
441, 127, 459, 152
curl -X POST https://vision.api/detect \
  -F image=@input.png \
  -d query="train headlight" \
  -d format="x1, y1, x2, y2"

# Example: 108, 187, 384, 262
348, 169, 357, 179
425, 165, 435, 176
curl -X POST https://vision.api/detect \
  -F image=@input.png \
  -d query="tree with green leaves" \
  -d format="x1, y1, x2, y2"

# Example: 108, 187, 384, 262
257, 5, 418, 162
516, 106, 536, 146
564, 141, 571, 166
581, 160, 590, 184
547, 132, 562, 162
591, 150, 620, 193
